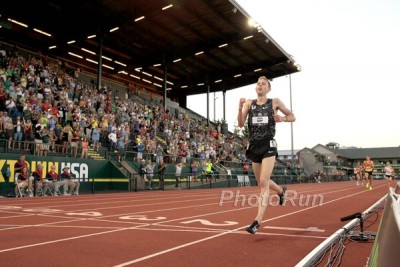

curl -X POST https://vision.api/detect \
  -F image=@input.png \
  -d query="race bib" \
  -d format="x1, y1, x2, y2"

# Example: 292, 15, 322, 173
252, 116, 268, 124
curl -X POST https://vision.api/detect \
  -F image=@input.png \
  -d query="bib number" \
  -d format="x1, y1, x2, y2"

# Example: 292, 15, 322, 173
252, 116, 268, 124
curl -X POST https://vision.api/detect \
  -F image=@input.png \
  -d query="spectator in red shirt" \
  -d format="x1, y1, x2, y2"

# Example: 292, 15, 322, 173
243, 162, 250, 175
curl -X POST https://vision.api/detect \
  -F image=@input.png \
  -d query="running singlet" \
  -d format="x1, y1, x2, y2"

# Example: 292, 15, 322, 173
247, 99, 276, 144
364, 160, 373, 172
354, 166, 362, 174
384, 166, 393, 176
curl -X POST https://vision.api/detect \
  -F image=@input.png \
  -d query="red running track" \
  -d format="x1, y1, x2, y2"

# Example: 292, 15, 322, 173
0, 180, 388, 267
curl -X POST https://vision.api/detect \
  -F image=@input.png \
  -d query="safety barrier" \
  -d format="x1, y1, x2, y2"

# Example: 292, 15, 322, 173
296, 193, 387, 267
368, 188, 400, 266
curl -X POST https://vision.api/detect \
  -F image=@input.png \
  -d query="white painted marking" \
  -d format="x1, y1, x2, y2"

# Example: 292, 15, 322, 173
113, 231, 230, 267
65, 211, 102, 217
0, 206, 21, 210
181, 219, 238, 226
0, 228, 128, 253
264, 226, 325, 232
119, 215, 166, 221
23, 208, 62, 213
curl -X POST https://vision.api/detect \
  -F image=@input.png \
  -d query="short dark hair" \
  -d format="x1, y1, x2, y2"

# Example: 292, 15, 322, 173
258, 76, 271, 89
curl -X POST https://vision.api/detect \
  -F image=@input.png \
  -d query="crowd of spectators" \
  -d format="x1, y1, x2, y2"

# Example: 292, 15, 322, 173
0, 46, 245, 172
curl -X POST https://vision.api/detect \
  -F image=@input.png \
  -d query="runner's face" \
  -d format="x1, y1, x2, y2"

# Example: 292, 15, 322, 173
256, 79, 269, 95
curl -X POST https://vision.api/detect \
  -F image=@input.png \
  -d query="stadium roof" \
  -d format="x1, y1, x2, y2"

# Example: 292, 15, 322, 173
1, 0, 300, 103
337, 147, 400, 161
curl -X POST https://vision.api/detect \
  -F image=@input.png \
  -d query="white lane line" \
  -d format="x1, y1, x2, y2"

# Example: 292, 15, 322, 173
124, 227, 329, 239
113, 231, 232, 267
0, 214, 34, 219
180, 219, 238, 226
0, 228, 128, 253
264, 226, 325, 232
0, 218, 89, 232
4, 191, 223, 210
0, 224, 123, 230
235, 231, 329, 239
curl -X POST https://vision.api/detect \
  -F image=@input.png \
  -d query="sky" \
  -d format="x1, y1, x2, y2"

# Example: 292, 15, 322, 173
187, 0, 400, 151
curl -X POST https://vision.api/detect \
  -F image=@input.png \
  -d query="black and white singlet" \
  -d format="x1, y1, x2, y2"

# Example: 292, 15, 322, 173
247, 99, 276, 144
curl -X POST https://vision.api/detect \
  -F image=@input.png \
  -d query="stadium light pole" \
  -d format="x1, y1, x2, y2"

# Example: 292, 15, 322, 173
96, 30, 104, 93
163, 65, 167, 111
213, 92, 217, 122
206, 82, 210, 126
222, 90, 226, 122
289, 74, 294, 167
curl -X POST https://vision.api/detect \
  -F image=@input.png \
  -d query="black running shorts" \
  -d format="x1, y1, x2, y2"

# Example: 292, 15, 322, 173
246, 140, 277, 163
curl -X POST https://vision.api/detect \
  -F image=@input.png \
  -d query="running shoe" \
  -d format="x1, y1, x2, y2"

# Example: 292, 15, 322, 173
278, 185, 287, 206
366, 183, 369, 188
246, 220, 260, 234
369, 185, 372, 190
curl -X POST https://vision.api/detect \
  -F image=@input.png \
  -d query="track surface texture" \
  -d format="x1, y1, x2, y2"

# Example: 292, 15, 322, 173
0, 180, 387, 267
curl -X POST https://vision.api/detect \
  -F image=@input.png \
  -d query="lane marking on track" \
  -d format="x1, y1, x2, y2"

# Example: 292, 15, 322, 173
0, 214, 34, 219
0, 218, 90, 232
0, 228, 129, 253
0, 224, 124, 230
234, 231, 329, 239
180, 219, 238, 226
119, 215, 167, 221
263, 226, 325, 232
129, 226, 329, 239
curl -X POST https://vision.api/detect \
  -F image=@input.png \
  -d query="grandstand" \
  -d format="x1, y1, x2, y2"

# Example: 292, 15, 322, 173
0, 1, 302, 196
1, 0, 300, 106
